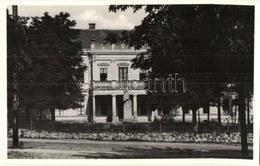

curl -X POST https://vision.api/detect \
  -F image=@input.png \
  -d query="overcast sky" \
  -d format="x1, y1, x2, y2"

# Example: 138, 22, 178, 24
7, 5, 147, 30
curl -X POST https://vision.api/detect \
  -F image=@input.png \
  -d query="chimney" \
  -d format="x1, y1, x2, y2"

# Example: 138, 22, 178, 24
89, 23, 95, 30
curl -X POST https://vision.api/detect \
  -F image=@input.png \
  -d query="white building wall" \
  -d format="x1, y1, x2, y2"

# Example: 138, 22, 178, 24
131, 68, 140, 80
93, 62, 100, 81
91, 55, 141, 81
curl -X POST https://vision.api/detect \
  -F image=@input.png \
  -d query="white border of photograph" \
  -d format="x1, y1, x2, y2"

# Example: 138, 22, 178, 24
0, 0, 259, 165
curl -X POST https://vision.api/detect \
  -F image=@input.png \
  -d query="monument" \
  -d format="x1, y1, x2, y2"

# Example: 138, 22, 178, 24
123, 74, 133, 120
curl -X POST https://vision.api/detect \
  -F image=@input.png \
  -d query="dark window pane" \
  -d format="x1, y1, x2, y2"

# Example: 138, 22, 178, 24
100, 74, 107, 81
100, 68, 107, 81
119, 67, 128, 81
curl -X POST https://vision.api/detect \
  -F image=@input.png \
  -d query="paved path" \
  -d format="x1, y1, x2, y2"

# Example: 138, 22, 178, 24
8, 138, 253, 159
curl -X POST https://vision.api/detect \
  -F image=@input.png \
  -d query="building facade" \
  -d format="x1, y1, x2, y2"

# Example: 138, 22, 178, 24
81, 23, 150, 123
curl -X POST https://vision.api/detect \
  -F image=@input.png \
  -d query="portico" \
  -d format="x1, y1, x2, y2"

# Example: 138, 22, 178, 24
91, 90, 146, 123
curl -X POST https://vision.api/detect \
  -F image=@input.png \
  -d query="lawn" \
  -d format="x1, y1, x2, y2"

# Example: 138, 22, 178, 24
8, 138, 253, 159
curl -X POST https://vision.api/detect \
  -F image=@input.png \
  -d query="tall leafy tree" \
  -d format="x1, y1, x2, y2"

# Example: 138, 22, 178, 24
19, 12, 85, 121
108, 5, 225, 125
7, 10, 32, 147
108, 5, 254, 158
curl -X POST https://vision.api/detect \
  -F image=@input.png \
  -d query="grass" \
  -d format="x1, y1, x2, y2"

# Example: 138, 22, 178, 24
8, 138, 253, 159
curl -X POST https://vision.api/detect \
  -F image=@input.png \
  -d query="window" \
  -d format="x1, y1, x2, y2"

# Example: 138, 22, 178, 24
100, 68, 107, 81
119, 67, 128, 81
139, 70, 146, 80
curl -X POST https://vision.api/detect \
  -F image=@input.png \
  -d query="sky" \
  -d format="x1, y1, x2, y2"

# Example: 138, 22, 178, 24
7, 5, 148, 30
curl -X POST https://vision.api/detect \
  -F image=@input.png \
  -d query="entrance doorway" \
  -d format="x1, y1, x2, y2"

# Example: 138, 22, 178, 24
95, 95, 112, 122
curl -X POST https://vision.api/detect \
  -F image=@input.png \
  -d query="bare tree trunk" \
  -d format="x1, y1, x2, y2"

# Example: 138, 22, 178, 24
182, 107, 186, 123
12, 101, 19, 148
50, 108, 55, 121
182, 112, 185, 123
247, 96, 250, 125
238, 79, 248, 158
12, 5, 19, 149
11, 72, 19, 148
217, 96, 221, 125
206, 105, 210, 123
192, 108, 197, 132
229, 99, 233, 125
234, 106, 237, 124
192, 108, 197, 124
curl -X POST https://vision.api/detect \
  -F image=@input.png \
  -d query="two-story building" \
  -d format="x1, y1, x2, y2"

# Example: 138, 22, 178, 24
81, 23, 150, 123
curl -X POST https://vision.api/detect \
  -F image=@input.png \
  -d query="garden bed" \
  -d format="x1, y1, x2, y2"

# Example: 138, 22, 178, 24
8, 128, 253, 144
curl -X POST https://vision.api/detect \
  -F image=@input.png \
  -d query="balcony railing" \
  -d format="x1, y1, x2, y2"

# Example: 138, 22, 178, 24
93, 80, 146, 91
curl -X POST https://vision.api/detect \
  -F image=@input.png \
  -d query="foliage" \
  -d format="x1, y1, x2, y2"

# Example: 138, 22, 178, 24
7, 14, 32, 111
108, 4, 254, 157
108, 4, 254, 113
17, 12, 86, 110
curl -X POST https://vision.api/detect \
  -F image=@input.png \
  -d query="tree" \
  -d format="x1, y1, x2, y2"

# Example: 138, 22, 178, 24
211, 6, 254, 158
7, 8, 32, 148
108, 5, 254, 158
108, 5, 223, 127
18, 12, 86, 121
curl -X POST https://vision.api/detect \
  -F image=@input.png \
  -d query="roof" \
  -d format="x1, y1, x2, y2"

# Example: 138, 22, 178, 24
77, 29, 126, 49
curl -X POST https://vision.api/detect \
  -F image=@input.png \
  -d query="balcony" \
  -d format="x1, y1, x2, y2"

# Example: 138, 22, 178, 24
93, 80, 146, 91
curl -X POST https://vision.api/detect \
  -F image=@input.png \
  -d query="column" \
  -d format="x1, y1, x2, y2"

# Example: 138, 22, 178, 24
84, 68, 88, 84
133, 95, 138, 119
112, 94, 117, 123
92, 95, 96, 122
